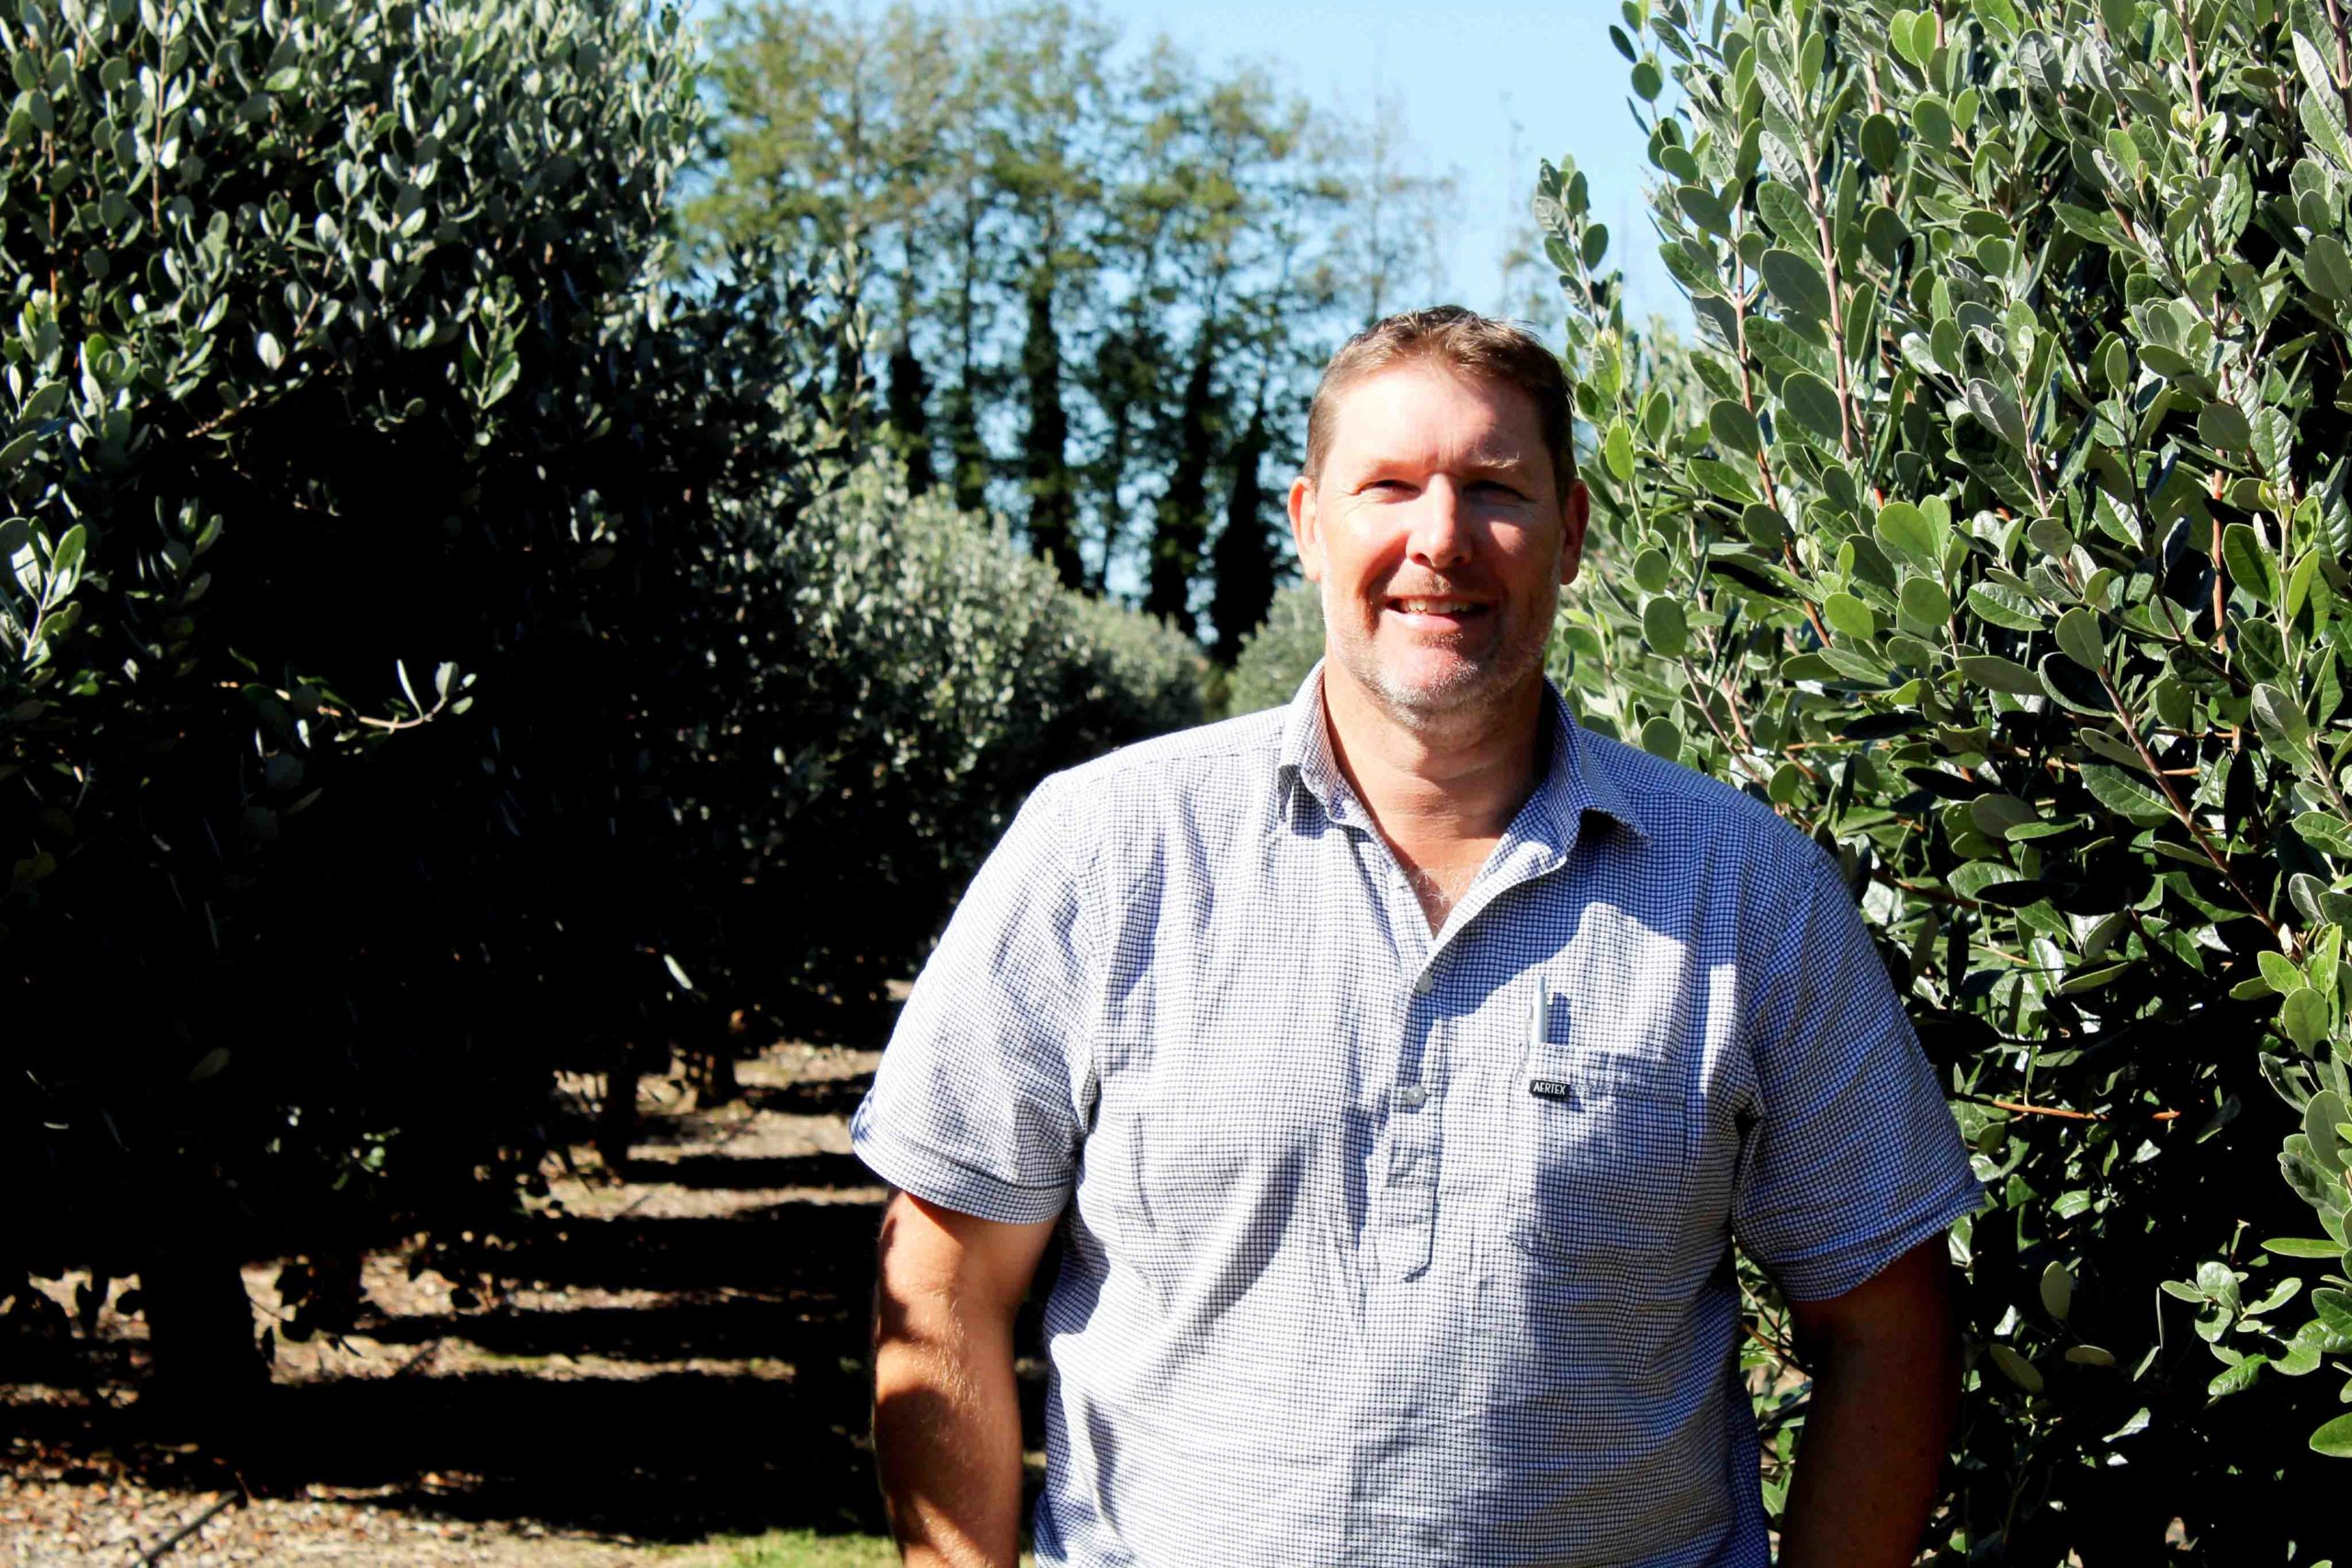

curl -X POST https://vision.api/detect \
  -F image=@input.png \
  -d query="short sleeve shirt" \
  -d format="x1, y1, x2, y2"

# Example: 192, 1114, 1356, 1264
852, 662, 1983, 1568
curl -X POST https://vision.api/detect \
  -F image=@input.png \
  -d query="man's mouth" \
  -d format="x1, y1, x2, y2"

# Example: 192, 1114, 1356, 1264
1385, 596, 1493, 626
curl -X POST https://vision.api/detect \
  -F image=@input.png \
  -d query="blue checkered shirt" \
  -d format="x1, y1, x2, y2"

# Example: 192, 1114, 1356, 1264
853, 662, 1982, 1567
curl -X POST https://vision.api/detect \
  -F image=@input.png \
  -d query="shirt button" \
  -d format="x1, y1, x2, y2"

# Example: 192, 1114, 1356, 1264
1412, 970, 1434, 995
1398, 1084, 1429, 1110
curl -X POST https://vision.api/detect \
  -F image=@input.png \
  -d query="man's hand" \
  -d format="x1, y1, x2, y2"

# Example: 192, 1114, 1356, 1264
872, 1190, 1058, 1568
1776, 1234, 1960, 1568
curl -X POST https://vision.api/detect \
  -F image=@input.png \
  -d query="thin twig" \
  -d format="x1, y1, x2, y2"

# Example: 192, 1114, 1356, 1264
131, 1492, 238, 1565
1955, 1092, 2180, 1124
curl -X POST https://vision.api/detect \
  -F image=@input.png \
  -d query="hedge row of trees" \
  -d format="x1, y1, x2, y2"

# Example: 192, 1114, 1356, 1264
689, 0, 1460, 649
1538, 0, 2352, 1557
0, 0, 1198, 1424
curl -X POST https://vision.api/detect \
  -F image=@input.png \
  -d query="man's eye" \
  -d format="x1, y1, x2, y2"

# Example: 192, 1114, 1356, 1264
1471, 479, 1526, 499
1364, 479, 1413, 494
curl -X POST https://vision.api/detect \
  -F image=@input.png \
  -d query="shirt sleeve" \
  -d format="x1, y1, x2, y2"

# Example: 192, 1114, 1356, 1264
850, 772, 1092, 1225
1729, 855, 1984, 1302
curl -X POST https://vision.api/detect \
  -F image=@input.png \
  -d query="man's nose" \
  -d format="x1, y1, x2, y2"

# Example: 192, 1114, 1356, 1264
1407, 478, 1474, 570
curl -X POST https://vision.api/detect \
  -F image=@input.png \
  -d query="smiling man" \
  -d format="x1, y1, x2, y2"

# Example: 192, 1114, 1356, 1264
853, 307, 1983, 1567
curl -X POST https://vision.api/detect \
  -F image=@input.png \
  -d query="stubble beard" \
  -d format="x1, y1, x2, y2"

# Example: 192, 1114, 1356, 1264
1318, 575, 1561, 739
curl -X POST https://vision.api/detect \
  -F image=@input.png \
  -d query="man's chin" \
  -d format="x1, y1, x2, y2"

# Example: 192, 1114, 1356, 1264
1370, 661, 1509, 719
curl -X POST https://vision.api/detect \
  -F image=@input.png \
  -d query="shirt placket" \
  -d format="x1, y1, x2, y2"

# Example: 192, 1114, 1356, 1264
1375, 852, 1442, 1281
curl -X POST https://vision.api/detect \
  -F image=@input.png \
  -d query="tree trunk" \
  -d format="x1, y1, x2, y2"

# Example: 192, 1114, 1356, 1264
138, 1181, 266, 1436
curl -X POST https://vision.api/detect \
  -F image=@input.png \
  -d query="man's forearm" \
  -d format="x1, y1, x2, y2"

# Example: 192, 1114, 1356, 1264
873, 1286, 1025, 1568
1775, 1323, 1957, 1568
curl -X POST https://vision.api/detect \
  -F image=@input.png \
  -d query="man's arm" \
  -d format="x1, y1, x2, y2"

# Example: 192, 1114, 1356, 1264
873, 1190, 1059, 1568
1776, 1234, 1960, 1568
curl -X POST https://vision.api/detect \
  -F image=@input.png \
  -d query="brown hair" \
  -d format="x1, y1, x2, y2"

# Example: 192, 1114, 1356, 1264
1302, 306, 1577, 492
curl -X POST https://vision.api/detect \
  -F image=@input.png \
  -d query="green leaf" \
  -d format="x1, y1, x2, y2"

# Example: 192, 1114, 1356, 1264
1913, 93, 1954, 148
2197, 401, 2251, 450
1639, 715, 1682, 759
2262, 949, 2308, 994
1899, 576, 1951, 626
1633, 547, 1672, 593
2296, 811, 2352, 859
1987, 1342, 2043, 1393
1970, 794, 2037, 839
2222, 523, 2278, 604
2209, 1355, 2267, 1397
1688, 457, 1758, 503
2288, 552, 2320, 619
1604, 419, 1634, 482
2307, 1089, 2348, 1175
1632, 56, 1664, 102
1958, 654, 2042, 695
1875, 501, 1940, 564
1966, 378, 2030, 449
2304, 88, 2352, 175
2081, 764, 2173, 827
1823, 592, 1876, 642
1759, 248, 1832, 325
2282, 987, 2330, 1052
263, 65, 303, 92
2312, 1411, 2352, 1457
1644, 596, 1689, 657
1780, 371, 1844, 443
2253, 682, 2312, 745
2055, 607, 2105, 672
2296, 29, 2343, 104
1708, 399, 1761, 457
2308, 235, 2352, 302
1860, 112, 1900, 171
2264, 1237, 2346, 1258
2041, 1260, 2075, 1321
1966, 583, 2045, 632
1678, 185, 1730, 235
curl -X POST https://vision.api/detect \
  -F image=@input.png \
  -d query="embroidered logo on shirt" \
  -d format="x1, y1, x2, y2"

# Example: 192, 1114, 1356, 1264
1529, 1077, 1575, 1101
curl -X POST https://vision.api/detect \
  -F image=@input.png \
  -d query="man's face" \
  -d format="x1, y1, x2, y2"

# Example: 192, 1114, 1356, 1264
1287, 362, 1589, 732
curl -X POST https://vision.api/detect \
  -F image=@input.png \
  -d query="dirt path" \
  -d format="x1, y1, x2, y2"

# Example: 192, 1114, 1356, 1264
3, 1040, 896, 1564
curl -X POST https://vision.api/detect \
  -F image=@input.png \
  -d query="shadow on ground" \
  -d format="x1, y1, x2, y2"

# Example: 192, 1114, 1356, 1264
1, 1048, 1051, 1545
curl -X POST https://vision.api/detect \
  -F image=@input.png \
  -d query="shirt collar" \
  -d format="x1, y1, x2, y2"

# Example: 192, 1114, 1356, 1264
1273, 658, 1649, 847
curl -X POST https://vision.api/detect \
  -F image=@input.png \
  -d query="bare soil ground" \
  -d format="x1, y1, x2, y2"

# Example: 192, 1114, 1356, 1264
2, 1039, 907, 1564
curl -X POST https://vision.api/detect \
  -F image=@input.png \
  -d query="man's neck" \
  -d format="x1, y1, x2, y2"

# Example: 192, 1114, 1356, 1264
1318, 662, 1548, 853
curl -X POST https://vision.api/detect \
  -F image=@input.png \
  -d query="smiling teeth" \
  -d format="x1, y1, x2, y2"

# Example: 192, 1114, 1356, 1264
1395, 599, 1480, 614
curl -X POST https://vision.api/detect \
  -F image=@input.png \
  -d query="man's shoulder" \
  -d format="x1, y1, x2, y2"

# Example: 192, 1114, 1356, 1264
1043, 705, 1290, 809
1573, 719, 1832, 881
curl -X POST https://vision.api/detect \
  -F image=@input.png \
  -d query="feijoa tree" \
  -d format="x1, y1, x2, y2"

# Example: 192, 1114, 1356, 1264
0, 0, 856, 1418
1550, 0, 2352, 1558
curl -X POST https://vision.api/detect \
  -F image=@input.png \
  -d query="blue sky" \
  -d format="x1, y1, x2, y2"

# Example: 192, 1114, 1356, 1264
1088, 0, 1687, 335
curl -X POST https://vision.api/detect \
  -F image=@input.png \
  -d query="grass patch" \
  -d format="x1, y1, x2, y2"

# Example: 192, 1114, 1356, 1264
693, 1531, 1037, 1566
701, 1531, 899, 1566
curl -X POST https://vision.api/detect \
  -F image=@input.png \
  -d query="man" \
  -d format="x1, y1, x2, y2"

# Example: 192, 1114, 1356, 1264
852, 307, 1983, 1567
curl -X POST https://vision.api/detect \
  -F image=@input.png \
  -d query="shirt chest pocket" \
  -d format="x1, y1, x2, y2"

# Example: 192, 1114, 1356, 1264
1506, 1039, 1690, 1287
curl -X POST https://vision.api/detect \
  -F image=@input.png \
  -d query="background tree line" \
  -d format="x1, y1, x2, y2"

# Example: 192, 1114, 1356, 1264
688, 0, 1461, 651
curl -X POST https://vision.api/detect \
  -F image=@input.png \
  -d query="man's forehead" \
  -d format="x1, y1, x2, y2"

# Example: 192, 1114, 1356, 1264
1320, 364, 1547, 468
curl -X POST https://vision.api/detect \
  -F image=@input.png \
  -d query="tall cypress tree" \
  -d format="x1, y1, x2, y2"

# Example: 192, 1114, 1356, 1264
885, 334, 934, 494
1208, 405, 1279, 654
1021, 276, 1081, 585
1147, 339, 1216, 626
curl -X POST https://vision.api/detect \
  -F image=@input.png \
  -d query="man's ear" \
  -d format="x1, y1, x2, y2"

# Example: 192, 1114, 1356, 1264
1558, 478, 1591, 588
1287, 474, 1325, 583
